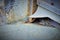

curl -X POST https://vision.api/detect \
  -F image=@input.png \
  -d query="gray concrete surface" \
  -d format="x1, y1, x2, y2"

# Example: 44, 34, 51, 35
0, 22, 60, 40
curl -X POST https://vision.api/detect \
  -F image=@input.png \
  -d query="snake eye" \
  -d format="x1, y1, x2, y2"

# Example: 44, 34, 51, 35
51, 2, 54, 5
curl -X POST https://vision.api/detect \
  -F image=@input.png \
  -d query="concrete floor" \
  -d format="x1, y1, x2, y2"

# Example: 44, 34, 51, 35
0, 22, 60, 40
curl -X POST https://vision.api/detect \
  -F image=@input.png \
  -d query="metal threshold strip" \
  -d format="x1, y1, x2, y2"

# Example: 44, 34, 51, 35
29, 6, 60, 23
29, 6, 60, 29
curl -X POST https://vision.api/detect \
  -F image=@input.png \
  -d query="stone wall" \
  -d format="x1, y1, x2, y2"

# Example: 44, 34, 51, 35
6, 0, 28, 23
